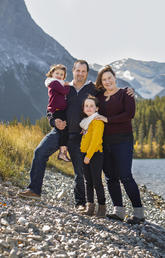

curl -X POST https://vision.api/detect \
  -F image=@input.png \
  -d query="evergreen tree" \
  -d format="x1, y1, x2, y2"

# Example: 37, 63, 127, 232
147, 124, 153, 157
35, 117, 50, 134
155, 120, 164, 158
20, 115, 26, 126
9, 116, 18, 126
138, 122, 145, 157
25, 117, 31, 127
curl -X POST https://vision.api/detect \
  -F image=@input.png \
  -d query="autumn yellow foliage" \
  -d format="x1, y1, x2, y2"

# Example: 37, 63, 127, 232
0, 122, 164, 185
133, 140, 165, 158
0, 123, 74, 185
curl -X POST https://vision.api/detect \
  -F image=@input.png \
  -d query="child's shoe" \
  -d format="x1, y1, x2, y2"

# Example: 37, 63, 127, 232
106, 206, 125, 221
58, 151, 71, 162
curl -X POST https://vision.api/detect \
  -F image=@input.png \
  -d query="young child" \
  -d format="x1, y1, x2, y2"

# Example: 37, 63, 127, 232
80, 95, 106, 217
45, 64, 70, 162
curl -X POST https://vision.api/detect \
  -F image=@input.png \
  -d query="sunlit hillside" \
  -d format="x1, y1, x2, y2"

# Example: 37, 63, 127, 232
0, 122, 74, 185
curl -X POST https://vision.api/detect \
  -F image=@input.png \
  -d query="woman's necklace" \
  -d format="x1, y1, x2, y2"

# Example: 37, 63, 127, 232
104, 94, 111, 101
104, 88, 119, 101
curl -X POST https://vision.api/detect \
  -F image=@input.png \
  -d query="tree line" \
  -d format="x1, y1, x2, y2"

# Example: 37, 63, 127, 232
5, 96, 165, 158
133, 96, 165, 158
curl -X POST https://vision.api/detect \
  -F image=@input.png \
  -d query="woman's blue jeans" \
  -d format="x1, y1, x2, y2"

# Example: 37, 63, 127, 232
103, 141, 142, 208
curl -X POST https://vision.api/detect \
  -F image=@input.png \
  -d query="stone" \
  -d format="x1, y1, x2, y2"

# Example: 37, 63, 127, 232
0, 170, 165, 257
1, 218, 9, 226
17, 217, 27, 226
9, 248, 19, 258
42, 225, 51, 233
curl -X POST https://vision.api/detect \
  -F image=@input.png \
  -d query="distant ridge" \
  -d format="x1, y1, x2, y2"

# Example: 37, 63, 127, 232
111, 58, 165, 99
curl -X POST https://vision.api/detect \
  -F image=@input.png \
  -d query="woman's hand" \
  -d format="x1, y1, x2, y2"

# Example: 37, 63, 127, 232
55, 119, 66, 130
127, 87, 135, 97
84, 156, 90, 164
95, 115, 108, 123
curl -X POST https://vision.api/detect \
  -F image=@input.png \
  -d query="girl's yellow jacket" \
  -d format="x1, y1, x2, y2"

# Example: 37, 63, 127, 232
80, 119, 104, 160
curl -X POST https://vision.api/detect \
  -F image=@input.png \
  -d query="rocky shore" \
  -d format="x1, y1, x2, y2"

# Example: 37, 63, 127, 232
0, 170, 165, 257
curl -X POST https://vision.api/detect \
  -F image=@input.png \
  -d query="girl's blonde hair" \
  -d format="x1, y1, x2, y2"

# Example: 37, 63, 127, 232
46, 64, 67, 79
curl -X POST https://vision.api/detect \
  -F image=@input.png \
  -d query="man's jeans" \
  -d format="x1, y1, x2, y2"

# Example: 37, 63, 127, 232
67, 133, 86, 206
28, 129, 86, 206
28, 128, 59, 195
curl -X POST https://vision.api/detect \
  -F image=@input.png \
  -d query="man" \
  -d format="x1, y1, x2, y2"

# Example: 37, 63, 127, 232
19, 60, 96, 211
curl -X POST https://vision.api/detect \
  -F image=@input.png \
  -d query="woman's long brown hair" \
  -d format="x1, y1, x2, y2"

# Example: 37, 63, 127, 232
95, 65, 116, 90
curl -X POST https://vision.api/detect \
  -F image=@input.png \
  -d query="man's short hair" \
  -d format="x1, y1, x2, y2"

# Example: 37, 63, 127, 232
73, 60, 89, 72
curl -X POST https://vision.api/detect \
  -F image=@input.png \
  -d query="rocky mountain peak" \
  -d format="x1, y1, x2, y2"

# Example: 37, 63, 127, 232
0, 0, 59, 56
0, 0, 32, 37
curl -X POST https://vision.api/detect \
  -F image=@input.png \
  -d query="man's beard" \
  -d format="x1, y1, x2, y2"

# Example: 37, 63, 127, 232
76, 76, 86, 83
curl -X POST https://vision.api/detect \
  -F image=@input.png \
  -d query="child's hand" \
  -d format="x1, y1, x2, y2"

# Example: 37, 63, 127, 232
84, 156, 90, 164
80, 129, 87, 135
64, 81, 69, 86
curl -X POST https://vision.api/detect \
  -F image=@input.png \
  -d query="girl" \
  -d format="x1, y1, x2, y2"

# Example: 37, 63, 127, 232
95, 65, 145, 224
80, 95, 106, 217
45, 64, 70, 162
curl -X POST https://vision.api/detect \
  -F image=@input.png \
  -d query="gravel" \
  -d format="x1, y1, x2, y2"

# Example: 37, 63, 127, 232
0, 170, 165, 257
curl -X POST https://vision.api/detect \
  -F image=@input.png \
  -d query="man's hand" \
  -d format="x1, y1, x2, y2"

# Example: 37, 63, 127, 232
55, 119, 66, 130
127, 87, 135, 97
64, 81, 70, 86
84, 156, 90, 164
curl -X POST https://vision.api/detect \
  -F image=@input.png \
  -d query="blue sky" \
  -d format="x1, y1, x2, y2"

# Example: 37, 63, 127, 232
25, 0, 165, 65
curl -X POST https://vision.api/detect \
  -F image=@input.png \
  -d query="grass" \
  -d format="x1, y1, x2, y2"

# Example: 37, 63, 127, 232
1, 122, 164, 186
0, 123, 74, 187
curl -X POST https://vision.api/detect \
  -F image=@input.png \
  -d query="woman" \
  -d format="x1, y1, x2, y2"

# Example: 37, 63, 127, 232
95, 65, 145, 224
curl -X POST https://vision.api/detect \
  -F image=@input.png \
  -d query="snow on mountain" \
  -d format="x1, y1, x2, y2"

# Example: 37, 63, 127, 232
116, 70, 134, 81
112, 58, 128, 70
111, 58, 165, 99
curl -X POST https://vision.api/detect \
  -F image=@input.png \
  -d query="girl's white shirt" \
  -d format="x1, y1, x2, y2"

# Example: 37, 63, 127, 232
80, 112, 98, 131
45, 78, 65, 88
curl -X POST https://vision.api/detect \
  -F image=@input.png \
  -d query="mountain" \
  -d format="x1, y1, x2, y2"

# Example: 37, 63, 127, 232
111, 58, 165, 99
2, 1, 160, 123
0, 0, 98, 123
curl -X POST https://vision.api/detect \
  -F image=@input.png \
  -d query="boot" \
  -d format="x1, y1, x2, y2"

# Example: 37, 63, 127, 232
83, 202, 95, 216
96, 204, 106, 218
127, 207, 145, 224
57, 151, 71, 162
106, 206, 125, 221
